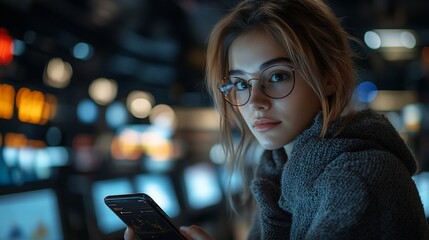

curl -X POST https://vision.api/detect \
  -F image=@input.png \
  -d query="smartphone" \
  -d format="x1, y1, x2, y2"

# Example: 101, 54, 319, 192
104, 193, 187, 240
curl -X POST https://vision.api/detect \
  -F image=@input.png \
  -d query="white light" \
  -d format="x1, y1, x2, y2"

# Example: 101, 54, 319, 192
149, 104, 176, 129
88, 78, 118, 105
400, 31, 416, 49
367, 29, 417, 49
43, 58, 73, 88
403, 104, 422, 132
364, 31, 381, 49
131, 98, 151, 118
126, 91, 155, 119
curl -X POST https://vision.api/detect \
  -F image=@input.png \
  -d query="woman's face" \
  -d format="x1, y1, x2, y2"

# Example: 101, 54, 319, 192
228, 29, 321, 150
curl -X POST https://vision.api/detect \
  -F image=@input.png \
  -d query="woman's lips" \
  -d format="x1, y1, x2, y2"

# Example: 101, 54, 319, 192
253, 119, 281, 132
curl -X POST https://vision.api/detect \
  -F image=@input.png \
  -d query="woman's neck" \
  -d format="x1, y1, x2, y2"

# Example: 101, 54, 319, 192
284, 141, 295, 156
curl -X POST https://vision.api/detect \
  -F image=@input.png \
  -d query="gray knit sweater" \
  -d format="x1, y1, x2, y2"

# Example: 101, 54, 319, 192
248, 109, 429, 239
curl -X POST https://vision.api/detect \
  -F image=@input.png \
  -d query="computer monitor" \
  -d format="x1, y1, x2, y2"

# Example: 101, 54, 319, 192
183, 163, 223, 210
91, 177, 134, 234
0, 188, 63, 240
134, 173, 181, 218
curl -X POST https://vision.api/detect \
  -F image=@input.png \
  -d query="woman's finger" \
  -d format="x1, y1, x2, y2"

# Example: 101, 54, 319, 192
124, 227, 135, 240
180, 225, 215, 240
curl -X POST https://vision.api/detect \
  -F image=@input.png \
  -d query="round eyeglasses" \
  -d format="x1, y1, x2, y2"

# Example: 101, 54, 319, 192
217, 65, 296, 106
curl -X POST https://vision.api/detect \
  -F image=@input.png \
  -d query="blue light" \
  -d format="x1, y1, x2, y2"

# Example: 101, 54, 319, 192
92, 178, 134, 234
364, 31, 381, 49
46, 127, 62, 146
13, 39, 26, 56
72, 42, 92, 60
0, 189, 63, 239
106, 101, 128, 129
77, 99, 98, 124
134, 174, 180, 218
355, 81, 378, 104
183, 163, 223, 210
412, 172, 429, 217
0, 147, 11, 185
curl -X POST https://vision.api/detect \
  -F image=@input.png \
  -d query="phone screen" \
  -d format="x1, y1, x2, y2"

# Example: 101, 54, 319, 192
104, 194, 186, 240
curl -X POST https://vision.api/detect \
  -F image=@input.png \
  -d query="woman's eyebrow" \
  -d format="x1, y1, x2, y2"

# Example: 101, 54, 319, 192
228, 57, 292, 76
259, 57, 291, 70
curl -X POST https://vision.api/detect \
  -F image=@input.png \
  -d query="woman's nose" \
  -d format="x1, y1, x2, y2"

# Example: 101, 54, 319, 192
247, 82, 270, 110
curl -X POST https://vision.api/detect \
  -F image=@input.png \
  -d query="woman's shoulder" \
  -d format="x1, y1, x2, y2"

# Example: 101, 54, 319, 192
291, 108, 417, 175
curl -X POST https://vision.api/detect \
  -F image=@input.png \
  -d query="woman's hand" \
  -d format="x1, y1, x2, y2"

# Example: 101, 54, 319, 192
124, 227, 135, 240
180, 225, 215, 240
124, 225, 215, 240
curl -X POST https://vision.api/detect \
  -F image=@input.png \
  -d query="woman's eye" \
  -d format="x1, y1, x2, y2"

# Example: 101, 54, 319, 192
270, 72, 291, 82
235, 81, 248, 91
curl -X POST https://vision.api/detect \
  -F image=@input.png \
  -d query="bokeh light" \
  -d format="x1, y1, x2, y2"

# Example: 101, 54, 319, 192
77, 99, 99, 124
403, 103, 423, 133
355, 81, 378, 104
72, 42, 93, 60
88, 78, 118, 105
149, 104, 177, 129
106, 101, 128, 129
364, 31, 381, 49
126, 91, 154, 119
43, 58, 73, 88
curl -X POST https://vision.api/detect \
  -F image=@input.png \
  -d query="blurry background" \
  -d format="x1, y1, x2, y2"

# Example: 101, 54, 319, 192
0, 0, 428, 239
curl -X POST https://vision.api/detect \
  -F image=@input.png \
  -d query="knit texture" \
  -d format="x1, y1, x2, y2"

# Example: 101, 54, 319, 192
248, 109, 429, 239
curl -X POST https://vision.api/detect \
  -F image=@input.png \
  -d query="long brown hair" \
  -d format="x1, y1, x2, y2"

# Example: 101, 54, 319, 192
205, 0, 357, 210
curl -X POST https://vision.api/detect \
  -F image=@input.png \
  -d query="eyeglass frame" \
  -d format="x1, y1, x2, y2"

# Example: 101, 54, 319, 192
217, 64, 296, 106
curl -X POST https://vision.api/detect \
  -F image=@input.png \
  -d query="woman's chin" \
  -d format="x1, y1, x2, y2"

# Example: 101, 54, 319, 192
258, 142, 284, 150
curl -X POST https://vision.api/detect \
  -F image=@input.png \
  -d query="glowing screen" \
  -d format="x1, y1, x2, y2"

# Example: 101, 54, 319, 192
92, 178, 134, 234
134, 174, 180, 218
0, 189, 63, 240
183, 163, 223, 209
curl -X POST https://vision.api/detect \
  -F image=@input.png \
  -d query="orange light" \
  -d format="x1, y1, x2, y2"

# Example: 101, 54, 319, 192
111, 136, 142, 160
0, 28, 13, 65
4, 133, 45, 148
0, 84, 15, 119
16, 88, 45, 124
16, 87, 57, 125
144, 139, 174, 161
41, 94, 57, 124
26, 139, 46, 148
5, 133, 27, 148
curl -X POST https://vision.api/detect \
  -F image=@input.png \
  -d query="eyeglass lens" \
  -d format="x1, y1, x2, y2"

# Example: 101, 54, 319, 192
219, 65, 295, 106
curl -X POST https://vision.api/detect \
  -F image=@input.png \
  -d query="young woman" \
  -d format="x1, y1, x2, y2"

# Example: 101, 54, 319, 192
125, 0, 429, 239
